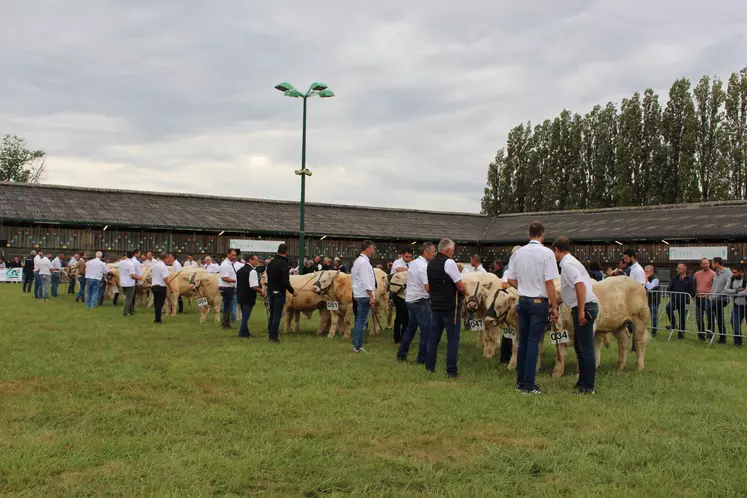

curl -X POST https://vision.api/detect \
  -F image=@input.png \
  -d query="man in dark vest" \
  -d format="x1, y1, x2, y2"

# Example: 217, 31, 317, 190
266, 244, 297, 343
425, 238, 466, 379
236, 254, 265, 338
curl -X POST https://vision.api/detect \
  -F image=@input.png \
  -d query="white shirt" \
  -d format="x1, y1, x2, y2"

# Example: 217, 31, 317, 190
143, 259, 154, 268
391, 258, 408, 274
219, 259, 237, 288
206, 263, 220, 274
233, 261, 244, 272
119, 259, 136, 287
645, 277, 659, 291
629, 262, 646, 285
504, 240, 559, 298
405, 256, 429, 303
172, 259, 182, 271
249, 267, 259, 288
33, 254, 41, 272
559, 253, 597, 308
444, 258, 463, 283
462, 264, 486, 274
38, 257, 52, 276
130, 257, 142, 278
151, 260, 170, 287
352, 253, 376, 298
51, 257, 62, 271
184, 260, 199, 268
85, 258, 110, 281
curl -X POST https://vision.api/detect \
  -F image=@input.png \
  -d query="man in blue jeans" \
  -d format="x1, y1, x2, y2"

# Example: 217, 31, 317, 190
553, 236, 599, 394
265, 244, 297, 343
84, 252, 109, 310
505, 222, 559, 395
397, 242, 436, 363
351, 240, 376, 353
425, 238, 465, 378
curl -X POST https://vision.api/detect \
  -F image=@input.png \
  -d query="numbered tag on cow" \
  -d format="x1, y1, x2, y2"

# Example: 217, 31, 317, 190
326, 301, 340, 311
503, 327, 516, 339
469, 319, 485, 331
550, 329, 570, 344
196, 298, 208, 307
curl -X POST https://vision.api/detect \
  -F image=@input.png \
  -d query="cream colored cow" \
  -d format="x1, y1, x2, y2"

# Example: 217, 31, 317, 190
261, 272, 333, 335
310, 270, 354, 338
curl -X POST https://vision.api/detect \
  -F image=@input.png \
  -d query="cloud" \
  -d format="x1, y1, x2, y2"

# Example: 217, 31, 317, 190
1, 0, 746, 213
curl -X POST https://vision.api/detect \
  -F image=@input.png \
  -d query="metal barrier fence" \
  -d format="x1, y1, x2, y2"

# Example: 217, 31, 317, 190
647, 290, 745, 345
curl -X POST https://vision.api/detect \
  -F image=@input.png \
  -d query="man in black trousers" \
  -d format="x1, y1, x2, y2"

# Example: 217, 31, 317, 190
236, 254, 265, 338
265, 244, 297, 343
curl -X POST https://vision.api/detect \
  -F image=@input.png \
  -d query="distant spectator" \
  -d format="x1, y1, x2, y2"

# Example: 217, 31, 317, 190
612, 260, 630, 277
645, 265, 661, 334
462, 254, 486, 274
587, 261, 604, 281
313, 255, 323, 272
38, 252, 53, 301
604, 266, 615, 278
323, 257, 332, 270
204, 256, 220, 274
666, 263, 696, 339
332, 257, 347, 273
724, 266, 746, 346
492, 260, 505, 279
50, 253, 64, 297
22, 251, 35, 293
0, 256, 5, 269
707, 257, 731, 343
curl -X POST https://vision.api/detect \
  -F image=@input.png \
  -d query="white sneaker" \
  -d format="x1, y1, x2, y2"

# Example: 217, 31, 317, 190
353, 347, 369, 354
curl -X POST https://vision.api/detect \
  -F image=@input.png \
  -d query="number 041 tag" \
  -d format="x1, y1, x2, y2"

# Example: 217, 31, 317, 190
469, 319, 485, 331
326, 301, 340, 311
550, 330, 570, 344
196, 297, 208, 307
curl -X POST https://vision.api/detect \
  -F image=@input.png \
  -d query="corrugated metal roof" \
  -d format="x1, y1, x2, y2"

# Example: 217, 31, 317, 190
2, 182, 746, 243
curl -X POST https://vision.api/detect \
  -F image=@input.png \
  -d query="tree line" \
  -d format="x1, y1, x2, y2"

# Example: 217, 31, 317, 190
481, 67, 747, 215
0, 135, 46, 183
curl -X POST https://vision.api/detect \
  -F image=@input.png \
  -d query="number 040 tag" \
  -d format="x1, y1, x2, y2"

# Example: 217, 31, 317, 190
326, 301, 340, 311
550, 330, 570, 344
503, 327, 516, 339
469, 319, 485, 331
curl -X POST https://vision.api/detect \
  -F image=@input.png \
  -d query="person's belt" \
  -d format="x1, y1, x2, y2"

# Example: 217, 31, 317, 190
519, 296, 548, 303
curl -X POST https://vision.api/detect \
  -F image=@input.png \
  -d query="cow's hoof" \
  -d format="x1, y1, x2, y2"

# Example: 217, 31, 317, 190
551, 370, 563, 378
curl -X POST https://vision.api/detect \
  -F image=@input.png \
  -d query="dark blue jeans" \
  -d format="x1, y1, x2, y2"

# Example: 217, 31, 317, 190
220, 287, 235, 313
397, 299, 431, 362
666, 297, 688, 332
426, 307, 461, 377
239, 302, 255, 337
649, 301, 660, 332
23, 270, 33, 293
51, 273, 60, 297
572, 302, 599, 391
98, 278, 106, 306
516, 297, 549, 390
85, 278, 101, 309
706, 298, 728, 341
68, 274, 76, 294
353, 297, 371, 349
75, 276, 87, 303
695, 297, 713, 339
731, 304, 745, 345
33, 271, 42, 298
268, 292, 286, 342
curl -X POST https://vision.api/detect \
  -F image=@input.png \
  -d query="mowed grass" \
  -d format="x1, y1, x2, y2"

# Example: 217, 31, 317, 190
1, 285, 747, 497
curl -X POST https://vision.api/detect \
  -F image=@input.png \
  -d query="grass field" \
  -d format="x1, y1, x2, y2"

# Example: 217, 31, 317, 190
2, 284, 747, 497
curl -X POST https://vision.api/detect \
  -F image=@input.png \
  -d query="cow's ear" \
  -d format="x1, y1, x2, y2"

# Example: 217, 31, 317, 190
483, 281, 493, 290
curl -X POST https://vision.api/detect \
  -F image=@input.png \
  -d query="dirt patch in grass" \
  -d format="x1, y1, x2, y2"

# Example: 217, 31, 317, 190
465, 424, 547, 449
0, 376, 60, 395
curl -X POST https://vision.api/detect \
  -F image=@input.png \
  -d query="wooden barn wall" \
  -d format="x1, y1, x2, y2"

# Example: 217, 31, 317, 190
2, 224, 747, 267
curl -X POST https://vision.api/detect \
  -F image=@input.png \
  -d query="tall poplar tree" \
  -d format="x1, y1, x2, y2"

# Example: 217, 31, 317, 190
725, 68, 747, 199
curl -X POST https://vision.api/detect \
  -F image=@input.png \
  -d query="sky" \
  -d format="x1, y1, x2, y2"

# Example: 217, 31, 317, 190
1, 1, 746, 213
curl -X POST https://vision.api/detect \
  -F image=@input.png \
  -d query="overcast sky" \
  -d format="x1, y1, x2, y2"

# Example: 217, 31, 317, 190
1, 1, 746, 213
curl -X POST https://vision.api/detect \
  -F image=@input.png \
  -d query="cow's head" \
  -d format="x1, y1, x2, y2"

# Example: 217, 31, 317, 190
485, 288, 518, 326
462, 273, 497, 313
312, 270, 338, 295
388, 272, 408, 298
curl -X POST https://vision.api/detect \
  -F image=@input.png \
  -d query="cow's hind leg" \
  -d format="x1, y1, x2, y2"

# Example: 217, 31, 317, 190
552, 343, 567, 378
594, 333, 605, 368
615, 327, 630, 371
508, 337, 519, 371
631, 316, 648, 371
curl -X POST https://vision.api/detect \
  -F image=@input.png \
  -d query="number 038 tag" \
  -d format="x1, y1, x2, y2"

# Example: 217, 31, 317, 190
550, 330, 570, 344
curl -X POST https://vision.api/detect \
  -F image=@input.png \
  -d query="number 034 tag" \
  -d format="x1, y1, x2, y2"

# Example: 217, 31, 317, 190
550, 330, 570, 344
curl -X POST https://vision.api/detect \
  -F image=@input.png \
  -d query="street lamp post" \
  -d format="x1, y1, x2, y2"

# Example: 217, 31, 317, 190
274, 82, 334, 269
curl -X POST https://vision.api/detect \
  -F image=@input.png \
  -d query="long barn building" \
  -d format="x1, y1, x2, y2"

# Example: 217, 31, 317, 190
2, 182, 747, 274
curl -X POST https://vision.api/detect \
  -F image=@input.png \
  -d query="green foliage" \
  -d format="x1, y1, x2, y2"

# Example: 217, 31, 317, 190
3, 287, 747, 496
481, 66, 747, 213
0, 135, 46, 183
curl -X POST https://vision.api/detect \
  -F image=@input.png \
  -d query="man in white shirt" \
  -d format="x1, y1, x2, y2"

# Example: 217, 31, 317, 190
390, 249, 413, 343
143, 251, 154, 268
397, 242, 436, 363
50, 253, 64, 298
218, 249, 239, 329
505, 222, 559, 395
425, 238, 466, 378
554, 237, 599, 394
351, 240, 376, 353
33, 250, 43, 299
67, 254, 79, 294
204, 256, 220, 274
151, 252, 171, 323
230, 258, 244, 323
119, 251, 141, 316
624, 249, 646, 286
38, 252, 53, 301
237, 254, 265, 338
84, 251, 110, 309
184, 255, 199, 268
465, 254, 486, 274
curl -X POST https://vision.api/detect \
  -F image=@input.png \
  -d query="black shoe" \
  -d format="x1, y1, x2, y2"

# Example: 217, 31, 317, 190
515, 384, 523, 392
572, 388, 595, 395
665, 326, 671, 330
521, 387, 545, 395
270, 339, 279, 343
154, 320, 163, 324
396, 357, 406, 362
718, 339, 727, 344
678, 332, 685, 340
